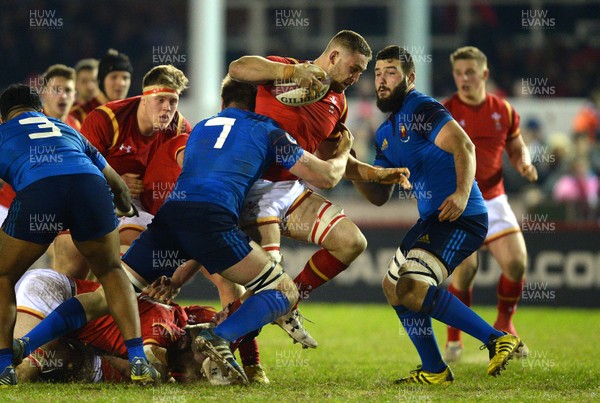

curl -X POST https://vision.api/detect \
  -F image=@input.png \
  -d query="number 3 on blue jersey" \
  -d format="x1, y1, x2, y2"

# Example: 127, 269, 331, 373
205, 117, 236, 149
19, 116, 63, 139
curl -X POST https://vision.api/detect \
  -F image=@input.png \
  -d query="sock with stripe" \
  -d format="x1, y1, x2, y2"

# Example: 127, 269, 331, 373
495, 274, 524, 332
393, 305, 446, 373
420, 286, 503, 344
294, 249, 348, 300
21, 297, 88, 357
214, 290, 289, 342
446, 283, 472, 344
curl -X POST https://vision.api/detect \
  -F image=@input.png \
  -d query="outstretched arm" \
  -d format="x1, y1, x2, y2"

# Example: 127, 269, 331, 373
288, 129, 354, 189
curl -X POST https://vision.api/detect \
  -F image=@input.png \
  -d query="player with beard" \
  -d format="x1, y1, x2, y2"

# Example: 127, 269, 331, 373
353, 45, 523, 384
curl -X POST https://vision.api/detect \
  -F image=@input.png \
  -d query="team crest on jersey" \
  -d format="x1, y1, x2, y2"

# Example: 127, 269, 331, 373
381, 138, 389, 151
400, 123, 410, 143
491, 112, 502, 131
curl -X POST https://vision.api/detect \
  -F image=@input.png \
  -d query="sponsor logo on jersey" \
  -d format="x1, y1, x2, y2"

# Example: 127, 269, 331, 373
381, 138, 389, 151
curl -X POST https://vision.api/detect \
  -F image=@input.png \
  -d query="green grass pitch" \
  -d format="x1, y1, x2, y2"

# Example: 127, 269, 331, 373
1, 303, 598, 402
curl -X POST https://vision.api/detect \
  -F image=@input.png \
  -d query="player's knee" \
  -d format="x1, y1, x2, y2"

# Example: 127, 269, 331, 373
381, 276, 400, 306
244, 261, 297, 307
395, 278, 423, 312
504, 258, 526, 281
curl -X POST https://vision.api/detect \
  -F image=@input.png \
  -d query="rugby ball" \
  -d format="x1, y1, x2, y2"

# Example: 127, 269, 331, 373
271, 76, 331, 107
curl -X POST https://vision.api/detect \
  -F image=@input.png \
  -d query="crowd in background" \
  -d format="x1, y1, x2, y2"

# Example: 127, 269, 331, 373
1, 0, 598, 225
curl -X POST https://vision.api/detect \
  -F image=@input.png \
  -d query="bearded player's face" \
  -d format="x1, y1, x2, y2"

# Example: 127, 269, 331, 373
374, 58, 410, 112
144, 93, 179, 131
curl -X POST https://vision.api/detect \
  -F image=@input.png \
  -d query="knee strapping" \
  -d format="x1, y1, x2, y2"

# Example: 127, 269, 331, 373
385, 248, 406, 285
389, 249, 447, 286
244, 261, 285, 293
307, 202, 346, 245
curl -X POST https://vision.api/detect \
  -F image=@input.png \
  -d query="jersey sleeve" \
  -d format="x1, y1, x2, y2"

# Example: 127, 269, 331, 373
505, 101, 521, 141
373, 140, 394, 168
80, 108, 114, 155
413, 101, 453, 143
267, 128, 305, 170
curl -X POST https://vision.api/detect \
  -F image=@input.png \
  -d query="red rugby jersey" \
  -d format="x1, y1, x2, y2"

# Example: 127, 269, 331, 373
73, 293, 189, 357
443, 93, 521, 200
140, 134, 188, 215
81, 96, 191, 178
69, 96, 102, 126
256, 56, 347, 182
0, 182, 16, 209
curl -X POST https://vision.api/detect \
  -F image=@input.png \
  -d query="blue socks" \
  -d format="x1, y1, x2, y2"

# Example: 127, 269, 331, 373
0, 348, 12, 370
214, 290, 289, 342
420, 286, 503, 344
22, 297, 88, 356
124, 338, 146, 363
393, 305, 446, 373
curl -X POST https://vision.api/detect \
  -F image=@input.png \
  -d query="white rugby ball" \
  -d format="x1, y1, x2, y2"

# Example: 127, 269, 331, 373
271, 76, 331, 107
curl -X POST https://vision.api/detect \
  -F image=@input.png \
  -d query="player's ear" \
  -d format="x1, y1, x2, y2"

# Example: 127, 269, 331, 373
328, 50, 339, 66
408, 71, 416, 86
483, 68, 489, 80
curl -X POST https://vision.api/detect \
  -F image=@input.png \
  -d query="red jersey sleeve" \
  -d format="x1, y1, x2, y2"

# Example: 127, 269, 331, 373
80, 106, 115, 155
504, 100, 521, 141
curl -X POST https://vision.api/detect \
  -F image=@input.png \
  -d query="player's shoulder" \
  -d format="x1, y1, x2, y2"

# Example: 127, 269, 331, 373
441, 92, 460, 107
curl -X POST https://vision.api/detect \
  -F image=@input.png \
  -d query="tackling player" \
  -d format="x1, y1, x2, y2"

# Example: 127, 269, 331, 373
229, 30, 410, 348
0, 84, 156, 386
442, 46, 536, 362
353, 46, 523, 384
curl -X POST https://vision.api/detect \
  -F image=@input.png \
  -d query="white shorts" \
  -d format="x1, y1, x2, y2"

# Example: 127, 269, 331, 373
15, 268, 74, 319
0, 204, 9, 227
118, 198, 154, 233
484, 194, 520, 244
240, 179, 309, 227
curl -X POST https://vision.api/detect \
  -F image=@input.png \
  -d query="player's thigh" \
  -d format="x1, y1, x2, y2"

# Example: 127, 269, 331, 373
73, 229, 122, 276
244, 222, 281, 246
284, 191, 356, 245
52, 233, 89, 279
451, 251, 479, 287
0, 231, 48, 280
219, 241, 273, 285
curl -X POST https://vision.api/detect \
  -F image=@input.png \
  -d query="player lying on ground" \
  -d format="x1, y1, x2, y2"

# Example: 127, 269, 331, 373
13, 268, 235, 384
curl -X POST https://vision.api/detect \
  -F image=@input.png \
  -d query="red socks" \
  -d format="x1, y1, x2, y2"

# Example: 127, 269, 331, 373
495, 274, 524, 332
294, 249, 348, 299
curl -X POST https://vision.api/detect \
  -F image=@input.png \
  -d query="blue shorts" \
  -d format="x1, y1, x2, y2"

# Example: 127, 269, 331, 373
122, 201, 253, 282
400, 212, 488, 275
2, 174, 118, 244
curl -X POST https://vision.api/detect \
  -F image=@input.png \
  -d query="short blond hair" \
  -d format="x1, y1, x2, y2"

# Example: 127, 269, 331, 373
450, 46, 487, 69
42, 64, 75, 87
142, 65, 189, 94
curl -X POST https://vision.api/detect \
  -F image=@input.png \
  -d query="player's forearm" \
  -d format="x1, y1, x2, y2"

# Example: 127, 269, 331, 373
344, 155, 379, 182
506, 136, 530, 171
352, 181, 394, 206
229, 56, 291, 84
453, 142, 476, 195
102, 164, 132, 212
